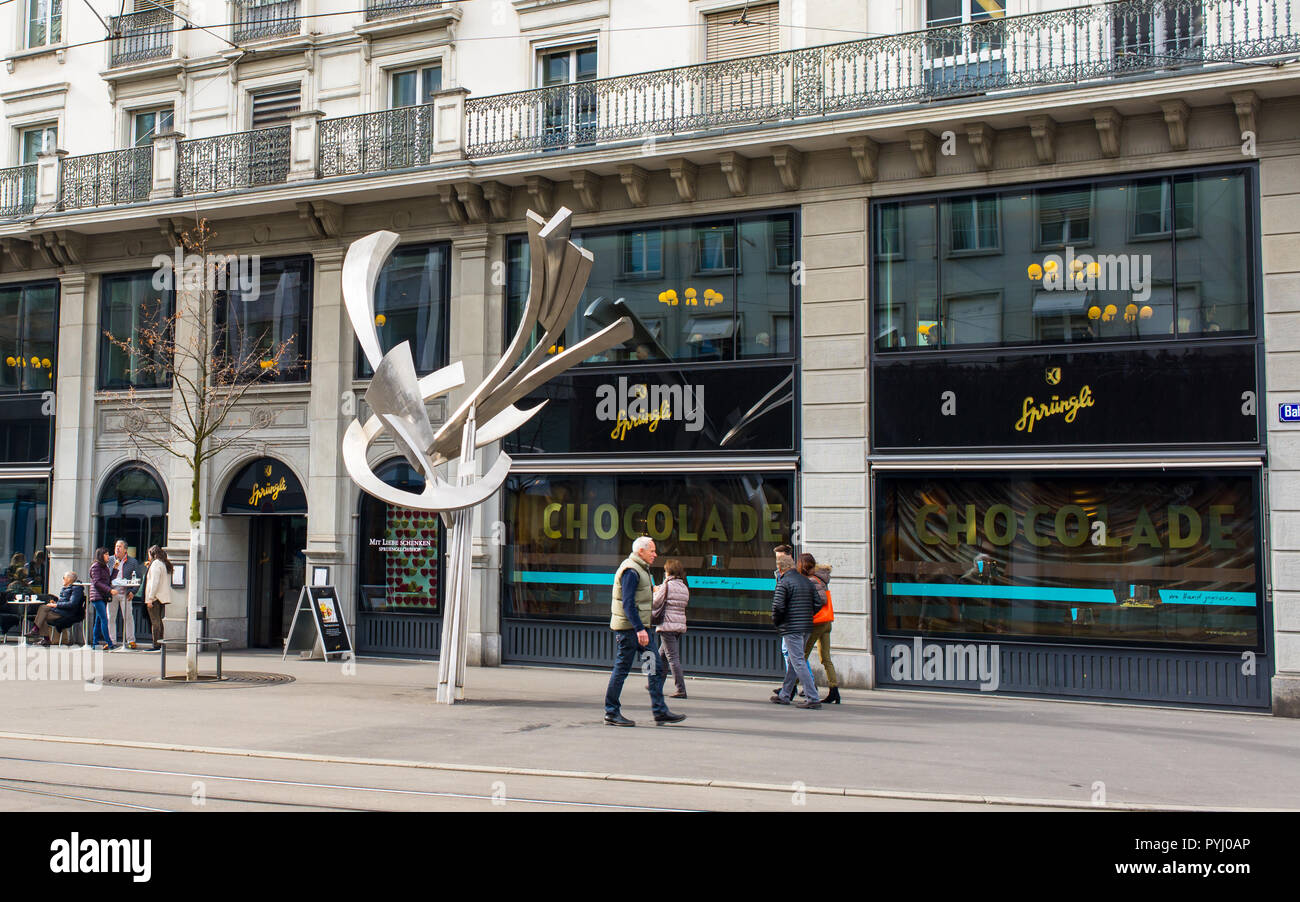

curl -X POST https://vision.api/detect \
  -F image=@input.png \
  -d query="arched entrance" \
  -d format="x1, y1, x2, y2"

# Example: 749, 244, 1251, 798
222, 457, 307, 649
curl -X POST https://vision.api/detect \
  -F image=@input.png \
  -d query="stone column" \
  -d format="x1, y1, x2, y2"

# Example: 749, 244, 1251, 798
150, 130, 185, 200
47, 271, 98, 583
450, 228, 502, 666
431, 87, 469, 163
287, 110, 324, 183
799, 198, 872, 689
1263, 150, 1300, 716
305, 245, 353, 632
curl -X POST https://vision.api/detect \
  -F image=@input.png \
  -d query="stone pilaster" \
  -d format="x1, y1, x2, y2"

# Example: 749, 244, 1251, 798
799, 199, 872, 688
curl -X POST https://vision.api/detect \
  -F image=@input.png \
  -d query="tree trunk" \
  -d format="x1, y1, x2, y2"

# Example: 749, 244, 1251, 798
186, 456, 202, 680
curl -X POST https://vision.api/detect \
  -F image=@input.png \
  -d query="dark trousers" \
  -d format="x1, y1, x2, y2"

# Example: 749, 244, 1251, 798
658, 631, 686, 694
33, 606, 76, 638
147, 602, 165, 644
605, 627, 668, 717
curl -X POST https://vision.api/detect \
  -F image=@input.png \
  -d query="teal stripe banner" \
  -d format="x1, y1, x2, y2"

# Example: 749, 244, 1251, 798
511, 571, 775, 592
888, 582, 1258, 608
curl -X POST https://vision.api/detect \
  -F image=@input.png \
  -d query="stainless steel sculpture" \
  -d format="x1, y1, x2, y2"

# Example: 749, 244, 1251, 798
342, 207, 633, 703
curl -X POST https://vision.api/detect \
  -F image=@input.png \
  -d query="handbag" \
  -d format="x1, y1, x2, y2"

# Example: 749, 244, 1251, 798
651, 578, 670, 626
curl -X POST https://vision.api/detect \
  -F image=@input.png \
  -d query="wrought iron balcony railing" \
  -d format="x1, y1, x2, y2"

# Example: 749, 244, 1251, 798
59, 146, 153, 211
176, 126, 291, 196
233, 0, 300, 42
108, 7, 174, 67
465, 0, 1300, 157
364, 0, 441, 22
317, 104, 434, 178
0, 165, 36, 219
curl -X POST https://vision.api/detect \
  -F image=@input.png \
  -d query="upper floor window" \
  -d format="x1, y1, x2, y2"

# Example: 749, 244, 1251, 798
19, 125, 56, 164
926, 0, 1003, 28
872, 167, 1253, 351
213, 256, 311, 384
251, 85, 300, 129
132, 107, 175, 147
704, 2, 778, 61
26, 0, 62, 48
507, 210, 798, 365
98, 271, 173, 391
0, 281, 56, 395
356, 243, 450, 379
539, 44, 596, 149
390, 65, 442, 108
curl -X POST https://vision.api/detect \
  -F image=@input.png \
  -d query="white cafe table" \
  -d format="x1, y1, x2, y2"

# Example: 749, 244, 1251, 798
9, 596, 47, 647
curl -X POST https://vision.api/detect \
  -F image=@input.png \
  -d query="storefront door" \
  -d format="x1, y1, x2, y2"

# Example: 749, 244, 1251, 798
248, 515, 306, 649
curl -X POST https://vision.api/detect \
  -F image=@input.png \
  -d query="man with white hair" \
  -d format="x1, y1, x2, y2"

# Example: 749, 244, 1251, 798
604, 536, 686, 727
31, 571, 86, 646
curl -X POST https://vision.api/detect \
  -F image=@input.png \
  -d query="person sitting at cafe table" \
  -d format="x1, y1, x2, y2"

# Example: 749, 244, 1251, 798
6, 567, 30, 594
30, 572, 86, 646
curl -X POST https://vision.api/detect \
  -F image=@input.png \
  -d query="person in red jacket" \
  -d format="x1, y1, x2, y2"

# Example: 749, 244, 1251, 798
804, 558, 840, 705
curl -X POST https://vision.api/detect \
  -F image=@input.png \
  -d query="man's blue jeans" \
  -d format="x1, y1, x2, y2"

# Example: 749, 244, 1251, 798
605, 627, 669, 717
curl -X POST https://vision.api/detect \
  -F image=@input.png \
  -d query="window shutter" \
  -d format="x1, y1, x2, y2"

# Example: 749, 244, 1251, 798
251, 86, 301, 129
705, 2, 779, 61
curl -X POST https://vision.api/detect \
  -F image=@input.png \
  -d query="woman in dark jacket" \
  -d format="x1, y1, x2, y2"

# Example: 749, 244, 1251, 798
88, 547, 114, 650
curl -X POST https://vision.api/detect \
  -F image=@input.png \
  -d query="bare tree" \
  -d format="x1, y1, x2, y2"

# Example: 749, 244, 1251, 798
101, 219, 297, 678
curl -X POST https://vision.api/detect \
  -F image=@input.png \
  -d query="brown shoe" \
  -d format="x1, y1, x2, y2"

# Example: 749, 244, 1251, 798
39, 637, 51, 647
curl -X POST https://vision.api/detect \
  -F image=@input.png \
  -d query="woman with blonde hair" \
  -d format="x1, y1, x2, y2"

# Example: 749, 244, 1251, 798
653, 558, 691, 698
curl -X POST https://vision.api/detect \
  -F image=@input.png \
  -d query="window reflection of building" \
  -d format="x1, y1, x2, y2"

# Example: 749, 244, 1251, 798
357, 243, 450, 378
872, 167, 1252, 351
98, 271, 174, 390
214, 255, 312, 384
95, 465, 167, 564
0, 479, 49, 594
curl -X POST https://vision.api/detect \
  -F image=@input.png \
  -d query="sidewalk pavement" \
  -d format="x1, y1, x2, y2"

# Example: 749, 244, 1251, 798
2, 647, 1297, 810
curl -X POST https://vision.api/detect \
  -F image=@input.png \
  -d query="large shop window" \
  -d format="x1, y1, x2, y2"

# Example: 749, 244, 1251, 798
873, 168, 1252, 351
98, 271, 174, 390
877, 472, 1262, 650
504, 472, 793, 627
355, 243, 450, 379
95, 465, 167, 562
0, 281, 57, 464
0, 478, 49, 595
213, 256, 311, 384
506, 211, 798, 365
357, 459, 441, 615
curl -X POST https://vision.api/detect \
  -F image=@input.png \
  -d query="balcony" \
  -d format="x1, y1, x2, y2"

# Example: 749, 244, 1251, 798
59, 147, 152, 211
177, 127, 291, 196
364, 0, 441, 22
233, 0, 300, 43
318, 104, 435, 178
464, 0, 1300, 157
0, 165, 36, 219
108, 7, 174, 68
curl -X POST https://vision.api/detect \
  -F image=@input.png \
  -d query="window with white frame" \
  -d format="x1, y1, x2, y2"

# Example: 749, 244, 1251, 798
26, 0, 62, 48
132, 107, 175, 147
19, 124, 56, 164
538, 44, 597, 148
389, 65, 443, 108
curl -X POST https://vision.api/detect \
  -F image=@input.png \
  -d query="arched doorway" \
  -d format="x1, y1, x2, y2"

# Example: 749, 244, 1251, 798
222, 457, 307, 649
96, 464, 168, 562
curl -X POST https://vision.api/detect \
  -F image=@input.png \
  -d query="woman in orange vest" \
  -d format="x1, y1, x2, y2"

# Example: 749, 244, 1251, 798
804, 558, 840, 704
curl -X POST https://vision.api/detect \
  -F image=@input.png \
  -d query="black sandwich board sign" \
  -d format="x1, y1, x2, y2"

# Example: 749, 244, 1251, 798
282, 585, 353, 660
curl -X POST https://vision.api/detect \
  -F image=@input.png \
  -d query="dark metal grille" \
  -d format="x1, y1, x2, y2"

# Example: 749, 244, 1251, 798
176, 126, 291, 196
0, 165, 36, 219
466, 0, 1299, 157
356, 612, 441, 658
233, 0, 300, 42
502, 619, 785, 678
317, 104, 434, 177
364, 0, 441, 21
108, 7, 174, 67
58, 146, 153, 211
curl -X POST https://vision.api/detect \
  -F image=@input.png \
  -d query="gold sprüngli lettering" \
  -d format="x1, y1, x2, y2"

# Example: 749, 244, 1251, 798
1014, 385, 1095, 433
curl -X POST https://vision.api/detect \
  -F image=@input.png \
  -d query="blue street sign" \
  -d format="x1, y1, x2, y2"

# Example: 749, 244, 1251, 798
1281, 403, 1300, 423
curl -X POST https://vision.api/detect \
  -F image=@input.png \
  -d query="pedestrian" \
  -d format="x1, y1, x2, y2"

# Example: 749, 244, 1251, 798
772, 545, 813, 696
604, 536, 686, 727
805, 557, 841, 705
108, 539, 141, 650
88, 548, 114, 651
771, 551, 823, 709
32, 571, 86, 646
653, 558, 690, 699
143, 545, 174, 652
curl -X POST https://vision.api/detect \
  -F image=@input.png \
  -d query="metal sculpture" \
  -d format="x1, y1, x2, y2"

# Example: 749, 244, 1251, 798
342, 207, 633, 702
